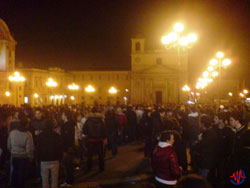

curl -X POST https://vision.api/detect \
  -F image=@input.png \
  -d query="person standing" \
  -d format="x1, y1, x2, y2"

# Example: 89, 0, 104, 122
152, 131, 181, 188
83, 107, 106, 172
8, 112, 34, 188
105, 109, 119, 156
36, 119, 63, 188
61, 111, 75, 187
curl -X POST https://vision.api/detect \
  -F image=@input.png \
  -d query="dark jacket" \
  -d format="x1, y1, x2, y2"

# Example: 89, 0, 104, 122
228, 125, 250, 169
105, 112, 119, 136
61, 120, 75, 152
194, 128, 217, 169
152, 143, 181, 181
187, 112, 200, 141
83, 113, 106, 141
36, 130, 63, 161
151, 111, 163, 136
141, 112, 153, 137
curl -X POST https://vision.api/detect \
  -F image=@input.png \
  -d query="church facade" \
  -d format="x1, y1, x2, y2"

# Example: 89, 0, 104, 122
0, 19, 242, 106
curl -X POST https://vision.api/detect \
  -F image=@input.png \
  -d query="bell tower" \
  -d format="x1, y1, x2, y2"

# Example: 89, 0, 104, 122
131, 38, 145, 54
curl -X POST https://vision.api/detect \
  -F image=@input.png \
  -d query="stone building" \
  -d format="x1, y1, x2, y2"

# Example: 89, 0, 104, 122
0, 19, 245, 106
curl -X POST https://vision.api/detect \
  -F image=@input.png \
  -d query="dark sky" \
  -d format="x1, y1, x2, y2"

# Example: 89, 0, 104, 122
1, 0, 250, 80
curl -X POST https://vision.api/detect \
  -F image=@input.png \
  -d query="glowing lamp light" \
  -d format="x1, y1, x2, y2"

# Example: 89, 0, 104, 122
216, 51, 224, 59
161, 36, 172, 45
70, 96, 75, 100
5, 91, 10, 96
109, 87, 117, 94
203, 71, 209, 78
50, 96, 54, 99
168, 32, 178, 42
174, 23, 184, 33
46, 78, 57, 87
182, 85, 190, 92
85, 85, 95, 92
8, 72, 25, 82
125, 89, 129, 92
209, 59, 218, 66
212, 71, 218, 77
179, 36, 189, 46
208, 66, 214, 72
196, 93, 200, 96
222, 59, 231, 67
239, 93, 244, 97
243, 89, 248, 94
187, 33, 197, 43
228, 92, 233, 97
34, 93, 39, 98
68, 83, 79, 90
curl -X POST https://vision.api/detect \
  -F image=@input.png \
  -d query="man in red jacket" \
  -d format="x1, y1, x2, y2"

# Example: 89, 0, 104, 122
152, 131, 181, 188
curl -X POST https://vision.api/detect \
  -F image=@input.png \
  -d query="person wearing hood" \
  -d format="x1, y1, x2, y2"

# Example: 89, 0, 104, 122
83, 107, 106, 172
152, 131, 181, 187
8, 112, 34, 188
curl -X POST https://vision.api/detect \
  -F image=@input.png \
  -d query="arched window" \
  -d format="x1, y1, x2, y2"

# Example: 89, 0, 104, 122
135, 42, 141, 51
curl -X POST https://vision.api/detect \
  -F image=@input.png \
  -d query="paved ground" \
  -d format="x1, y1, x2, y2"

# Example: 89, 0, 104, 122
74, 141, 153, 187
0, 141, 155, 188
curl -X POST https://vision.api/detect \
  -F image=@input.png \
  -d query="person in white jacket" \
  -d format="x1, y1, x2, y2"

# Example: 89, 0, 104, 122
8, 112, 34, 188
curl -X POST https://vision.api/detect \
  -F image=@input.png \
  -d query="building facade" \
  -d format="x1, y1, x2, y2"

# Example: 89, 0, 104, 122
0, 19, 245, 106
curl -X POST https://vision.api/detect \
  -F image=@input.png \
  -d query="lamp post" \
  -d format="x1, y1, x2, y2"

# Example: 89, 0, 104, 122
108, 87, 118, 105
46, 78, 57, 105
210, 52, 231, 101
8, 72, 25, 106
68, 83, 79, 104
182, 85, 190, 101
162, 22, 197, 104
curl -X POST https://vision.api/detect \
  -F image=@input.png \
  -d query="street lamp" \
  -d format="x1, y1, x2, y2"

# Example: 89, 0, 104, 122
8, 72, 25, 106
46, 78, 57, 104
46, 78, 57, 87
5, 91, 10, 97
239, 93, 244, 98
228, 92, 233, 97
162, 22, 197, 104
243, 89, 248, 94
85, 85, 95, 92
109, 87, 117, 94
68, 83, 79, 90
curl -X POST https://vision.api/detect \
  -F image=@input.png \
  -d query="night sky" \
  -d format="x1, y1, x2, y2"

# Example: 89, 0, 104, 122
1, 0, 250, 81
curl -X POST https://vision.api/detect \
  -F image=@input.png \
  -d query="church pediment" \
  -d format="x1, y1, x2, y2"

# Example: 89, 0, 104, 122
138, 64, 178, 74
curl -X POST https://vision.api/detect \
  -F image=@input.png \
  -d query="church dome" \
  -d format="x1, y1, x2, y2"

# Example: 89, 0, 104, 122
0, 19, 15, 42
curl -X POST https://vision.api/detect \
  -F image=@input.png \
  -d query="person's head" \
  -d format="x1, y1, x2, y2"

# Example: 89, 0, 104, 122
91, 106, 98, 113
2, 112, 12, 126
62, 111, 71, 122
160, 131, 174, 145
159, 109, 166, 117
174, 174, 211, 188
44, 119, 55, 131
18, 112, 29, 129
76, 113, 82, 122
214, 112, 227, 126
35, 108, 43, 120
229, 112, 242, 129
201, 115, 212, 129
166, 108, 173, 118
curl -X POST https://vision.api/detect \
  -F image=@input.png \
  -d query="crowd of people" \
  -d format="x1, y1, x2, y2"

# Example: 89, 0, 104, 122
0, 103, 249, 188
